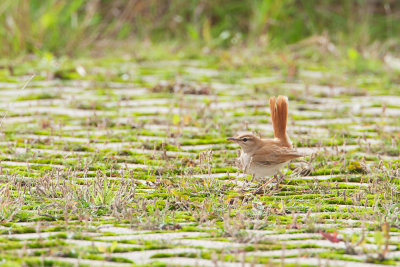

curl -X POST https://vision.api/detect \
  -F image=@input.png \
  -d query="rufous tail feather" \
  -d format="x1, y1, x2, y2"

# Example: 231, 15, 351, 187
269, 95, 291, 148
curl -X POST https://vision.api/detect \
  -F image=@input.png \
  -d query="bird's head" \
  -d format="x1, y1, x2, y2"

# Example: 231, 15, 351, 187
226, 133, 261, 153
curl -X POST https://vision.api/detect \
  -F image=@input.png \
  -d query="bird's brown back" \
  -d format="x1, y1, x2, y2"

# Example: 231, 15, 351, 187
251, 138, 302, 165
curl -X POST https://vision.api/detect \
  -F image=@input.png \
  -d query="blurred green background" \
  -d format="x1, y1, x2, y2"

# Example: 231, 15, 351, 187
1, 0, 400, 57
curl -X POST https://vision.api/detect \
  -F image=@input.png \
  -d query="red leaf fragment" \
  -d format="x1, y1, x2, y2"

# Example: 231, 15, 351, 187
319, 230, 341, 243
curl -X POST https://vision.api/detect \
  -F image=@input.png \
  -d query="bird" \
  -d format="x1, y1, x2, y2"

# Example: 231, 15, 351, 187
227, 96, 302, 182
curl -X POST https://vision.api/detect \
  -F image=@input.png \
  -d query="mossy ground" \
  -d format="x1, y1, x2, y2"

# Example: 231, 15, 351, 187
0, 45, 399, 266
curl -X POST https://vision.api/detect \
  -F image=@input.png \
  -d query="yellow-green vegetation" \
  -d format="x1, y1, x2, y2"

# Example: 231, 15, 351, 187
2, 0, 400, 57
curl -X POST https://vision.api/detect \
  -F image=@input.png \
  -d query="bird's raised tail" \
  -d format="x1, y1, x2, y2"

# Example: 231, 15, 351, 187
269, 95, 291, 148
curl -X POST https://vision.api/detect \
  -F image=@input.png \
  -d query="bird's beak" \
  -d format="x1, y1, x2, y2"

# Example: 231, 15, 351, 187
226, 137, 238, 142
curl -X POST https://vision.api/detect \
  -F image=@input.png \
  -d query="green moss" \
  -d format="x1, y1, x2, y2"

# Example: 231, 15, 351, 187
16, 92, 60, 101
1, 47, 400, 266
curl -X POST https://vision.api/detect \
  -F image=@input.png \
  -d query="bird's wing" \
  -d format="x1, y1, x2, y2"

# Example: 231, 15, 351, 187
251, 145, 302, 166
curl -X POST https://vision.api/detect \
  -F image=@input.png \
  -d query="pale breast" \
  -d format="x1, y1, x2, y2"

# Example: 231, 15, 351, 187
239, 151, 252, 171
239, 151, 287, 177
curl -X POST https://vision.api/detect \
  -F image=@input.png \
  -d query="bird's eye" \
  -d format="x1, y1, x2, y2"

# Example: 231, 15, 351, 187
242, 138, 248, 142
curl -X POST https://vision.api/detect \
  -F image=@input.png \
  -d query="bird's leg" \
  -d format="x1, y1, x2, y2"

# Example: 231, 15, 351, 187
275, 171, 285, 190
279, 171, 284, 182
250, 174, 255, 183
253, 175, 275, 194
273, 174, 279, 190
